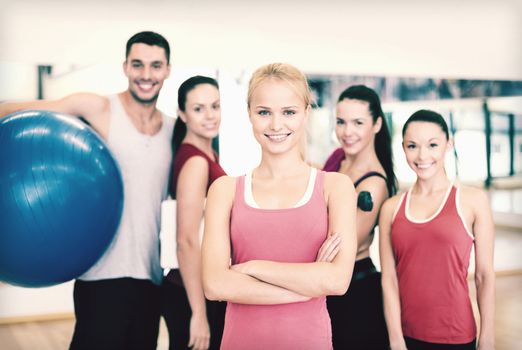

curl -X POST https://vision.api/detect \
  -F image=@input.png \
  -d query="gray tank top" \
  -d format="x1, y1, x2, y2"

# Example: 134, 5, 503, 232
79, 94, 174, 285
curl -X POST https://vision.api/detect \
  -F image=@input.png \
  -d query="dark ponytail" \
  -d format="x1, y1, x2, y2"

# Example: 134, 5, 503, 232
338, 85, 398, 195
171, 118, 187, 160
169, 75, 219, 197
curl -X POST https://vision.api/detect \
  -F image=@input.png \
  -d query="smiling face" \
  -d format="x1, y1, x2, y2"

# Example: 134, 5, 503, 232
248, 78, 309, 156
402, 121, 452, 180
123, 43, 171, 104
335, 98, 381, 156
180, 83, 221, 140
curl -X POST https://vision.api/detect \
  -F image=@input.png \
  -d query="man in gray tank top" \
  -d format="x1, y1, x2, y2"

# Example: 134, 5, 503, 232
0, 31, 174, 350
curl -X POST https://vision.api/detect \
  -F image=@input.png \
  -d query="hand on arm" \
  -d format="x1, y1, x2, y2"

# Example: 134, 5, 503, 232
175, 156, 211, 349
202, 177, 311, 305
316, 233, 341, 263
230, 173, 357, 298
379, 196, 407, 350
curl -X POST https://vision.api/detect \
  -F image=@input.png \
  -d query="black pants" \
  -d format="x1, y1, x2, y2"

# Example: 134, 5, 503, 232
69, 278, 161, 350
161, 274, 226, 350
327, 257, 389, 350
405, 337, 476, 350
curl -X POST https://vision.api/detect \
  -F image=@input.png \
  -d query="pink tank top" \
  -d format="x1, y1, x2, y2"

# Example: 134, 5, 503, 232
391, 185, 476, 344
220, 170, 332, 350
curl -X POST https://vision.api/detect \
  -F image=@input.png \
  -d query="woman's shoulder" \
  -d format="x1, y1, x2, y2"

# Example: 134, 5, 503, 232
323, 171, 356, 200
457, 183, 487, 196
456, 183, 490, 208
354, 171, 388, 192
323, 147, 344, 171
177, 143, 207, 158
381, 191, 407, 215
323, 170, 353, 187
207, 175, 238, 203
328, 147, 344, 158
210, 175, 238, 189
175, 144, 213, 169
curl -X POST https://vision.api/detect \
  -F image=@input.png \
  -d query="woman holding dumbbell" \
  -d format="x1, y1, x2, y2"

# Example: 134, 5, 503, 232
323, 85, 396, 349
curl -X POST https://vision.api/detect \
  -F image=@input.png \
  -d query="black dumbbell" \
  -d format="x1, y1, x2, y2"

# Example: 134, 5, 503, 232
357, 191, 373, 212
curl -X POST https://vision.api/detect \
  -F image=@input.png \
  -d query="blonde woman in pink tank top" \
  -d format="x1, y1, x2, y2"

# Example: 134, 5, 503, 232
202, 63, 357, 350
379, 110, 495, 350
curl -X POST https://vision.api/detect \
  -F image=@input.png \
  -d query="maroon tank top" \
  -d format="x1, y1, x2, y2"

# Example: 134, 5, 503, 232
391, 185, 476, 343
170, 143, 226, 198
166, 143, 226, 285
323, 147, 387, 190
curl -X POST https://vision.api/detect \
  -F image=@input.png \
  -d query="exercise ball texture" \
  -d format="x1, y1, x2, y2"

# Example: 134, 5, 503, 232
0, 110, 124, 287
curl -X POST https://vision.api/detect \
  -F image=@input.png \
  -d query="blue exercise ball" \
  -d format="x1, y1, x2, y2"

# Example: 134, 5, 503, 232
0, 110, 124, 287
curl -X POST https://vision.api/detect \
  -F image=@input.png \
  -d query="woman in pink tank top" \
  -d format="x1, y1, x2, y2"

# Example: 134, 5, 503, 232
379, 110, 495, 350
202, 63, 357, 350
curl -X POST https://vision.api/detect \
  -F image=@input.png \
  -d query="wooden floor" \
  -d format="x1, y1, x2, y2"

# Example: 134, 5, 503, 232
472, 274, 522, 350
0, 315, 170, 350
0, 273, 520, 350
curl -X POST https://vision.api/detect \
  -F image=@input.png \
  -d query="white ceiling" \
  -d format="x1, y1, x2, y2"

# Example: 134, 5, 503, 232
1, 0, 521, 79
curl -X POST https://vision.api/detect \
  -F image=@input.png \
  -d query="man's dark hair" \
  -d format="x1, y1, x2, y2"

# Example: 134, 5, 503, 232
125, 31, 170, 64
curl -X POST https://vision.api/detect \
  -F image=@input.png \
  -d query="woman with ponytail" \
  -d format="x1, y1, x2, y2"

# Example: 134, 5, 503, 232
161, 76, 226, 350
323, 85, 397, 349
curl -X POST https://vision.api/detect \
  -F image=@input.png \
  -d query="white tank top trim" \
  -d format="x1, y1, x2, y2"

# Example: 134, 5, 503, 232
244, 167, 317, 209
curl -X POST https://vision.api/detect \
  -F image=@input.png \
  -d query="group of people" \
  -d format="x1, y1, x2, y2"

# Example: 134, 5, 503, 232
0, 31, 495, 350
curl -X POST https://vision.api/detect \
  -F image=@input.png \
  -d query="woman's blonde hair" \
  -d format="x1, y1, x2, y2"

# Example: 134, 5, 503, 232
247, 63, 313, 108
